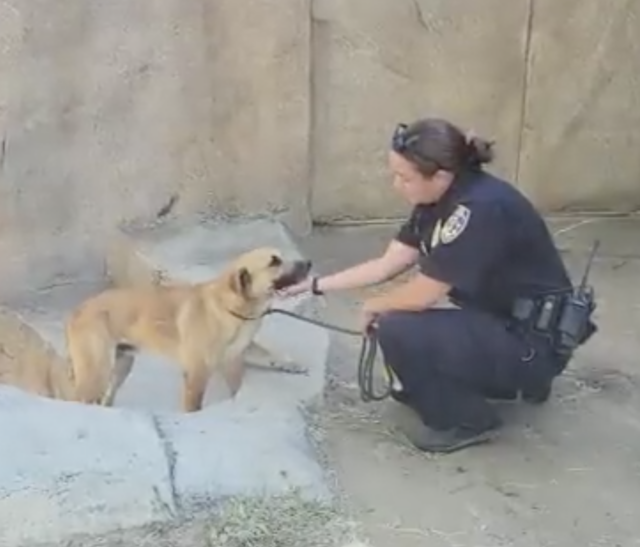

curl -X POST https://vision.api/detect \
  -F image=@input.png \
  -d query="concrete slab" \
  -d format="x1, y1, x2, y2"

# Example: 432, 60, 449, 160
0, 386, 176, 547
154, 400, 331, 511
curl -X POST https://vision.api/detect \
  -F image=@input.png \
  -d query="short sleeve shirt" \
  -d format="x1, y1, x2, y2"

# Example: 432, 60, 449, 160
394, 171, 571, 318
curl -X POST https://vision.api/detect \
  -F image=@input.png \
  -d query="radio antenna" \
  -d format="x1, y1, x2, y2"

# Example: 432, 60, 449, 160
578, 239, 600, 290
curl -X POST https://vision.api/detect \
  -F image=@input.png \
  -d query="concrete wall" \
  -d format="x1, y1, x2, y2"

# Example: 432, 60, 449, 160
1, 0, 639, 284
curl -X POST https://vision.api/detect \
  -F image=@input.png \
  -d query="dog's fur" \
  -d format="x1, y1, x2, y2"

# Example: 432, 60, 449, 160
65, 247, 311, 412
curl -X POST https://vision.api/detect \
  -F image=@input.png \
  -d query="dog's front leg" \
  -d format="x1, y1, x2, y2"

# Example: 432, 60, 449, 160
243, 340, 307, 375
222, 357, 247, 398
181, 359, 210, 412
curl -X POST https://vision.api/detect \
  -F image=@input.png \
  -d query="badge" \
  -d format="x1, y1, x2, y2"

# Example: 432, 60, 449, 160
440, 205, 471, 244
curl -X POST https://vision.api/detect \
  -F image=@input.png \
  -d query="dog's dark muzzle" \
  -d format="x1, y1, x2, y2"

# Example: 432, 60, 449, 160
273, 260, 312, 290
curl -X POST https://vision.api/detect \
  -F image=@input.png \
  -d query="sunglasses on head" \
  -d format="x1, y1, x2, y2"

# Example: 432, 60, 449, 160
390, 123, 445, 171
391, 123, 417, 154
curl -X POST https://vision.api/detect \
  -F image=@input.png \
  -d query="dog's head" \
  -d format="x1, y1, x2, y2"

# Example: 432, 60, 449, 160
228, 247, 312, 301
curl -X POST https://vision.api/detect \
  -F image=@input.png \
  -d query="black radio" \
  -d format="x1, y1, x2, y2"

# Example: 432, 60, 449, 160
554, 239, 600, 355
510, 239, 600, 356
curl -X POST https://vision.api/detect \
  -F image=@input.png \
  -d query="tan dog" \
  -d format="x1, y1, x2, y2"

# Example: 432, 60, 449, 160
65, 247, 312, 412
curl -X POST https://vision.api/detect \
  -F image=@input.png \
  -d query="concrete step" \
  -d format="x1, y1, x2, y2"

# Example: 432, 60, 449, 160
107, 216, 330, 413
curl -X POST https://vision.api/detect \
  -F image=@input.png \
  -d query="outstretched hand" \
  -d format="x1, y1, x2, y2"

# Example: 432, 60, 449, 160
276, 277, 312, 299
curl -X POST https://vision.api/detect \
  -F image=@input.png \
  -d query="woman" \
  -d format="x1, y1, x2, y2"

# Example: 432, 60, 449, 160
281, 117, 574, 454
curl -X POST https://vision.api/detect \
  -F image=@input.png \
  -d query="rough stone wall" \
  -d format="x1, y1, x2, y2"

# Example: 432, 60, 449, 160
0, 0, 310, 291
309, 0, 640, 220
516, 0, 640, 212
0, 0, 638, 288
309, 0, 529, 220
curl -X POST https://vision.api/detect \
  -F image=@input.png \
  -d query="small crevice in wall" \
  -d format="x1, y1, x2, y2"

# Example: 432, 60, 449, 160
308, 0, 332, 222
0, 133, 6, 176
514, 0, 536, 187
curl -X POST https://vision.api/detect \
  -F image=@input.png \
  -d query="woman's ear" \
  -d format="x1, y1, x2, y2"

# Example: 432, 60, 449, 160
230, 267, 252, 296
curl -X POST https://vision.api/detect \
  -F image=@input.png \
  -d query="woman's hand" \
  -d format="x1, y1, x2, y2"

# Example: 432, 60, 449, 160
276, 276, 313, 298
360, 298, 383, 333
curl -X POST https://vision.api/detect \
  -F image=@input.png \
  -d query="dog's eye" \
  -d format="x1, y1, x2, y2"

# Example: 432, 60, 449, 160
269, 255, 282, 267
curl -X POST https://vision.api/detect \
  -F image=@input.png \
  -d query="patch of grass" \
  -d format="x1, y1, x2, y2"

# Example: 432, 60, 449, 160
207, 490, 362, 547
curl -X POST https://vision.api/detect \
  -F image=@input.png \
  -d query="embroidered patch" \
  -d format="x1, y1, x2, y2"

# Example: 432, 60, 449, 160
440, 205, 471, 244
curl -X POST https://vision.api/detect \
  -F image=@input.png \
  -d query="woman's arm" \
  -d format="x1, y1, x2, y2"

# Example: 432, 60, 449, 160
315, 239, 419, 293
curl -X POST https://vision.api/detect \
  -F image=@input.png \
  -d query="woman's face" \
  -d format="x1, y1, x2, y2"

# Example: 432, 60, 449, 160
388, 151, 452, 205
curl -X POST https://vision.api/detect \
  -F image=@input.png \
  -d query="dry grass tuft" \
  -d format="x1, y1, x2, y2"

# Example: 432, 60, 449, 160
207, 490, 362, 547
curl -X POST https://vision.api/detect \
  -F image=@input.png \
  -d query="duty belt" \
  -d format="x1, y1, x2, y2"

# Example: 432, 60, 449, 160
510, 292, 597, 357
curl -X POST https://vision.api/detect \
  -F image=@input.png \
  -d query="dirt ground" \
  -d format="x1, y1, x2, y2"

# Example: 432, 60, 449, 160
47, 215, 639, 547
298, 216, 640, 547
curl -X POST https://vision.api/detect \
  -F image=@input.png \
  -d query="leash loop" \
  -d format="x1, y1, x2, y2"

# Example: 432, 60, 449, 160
263, 308, 393, 402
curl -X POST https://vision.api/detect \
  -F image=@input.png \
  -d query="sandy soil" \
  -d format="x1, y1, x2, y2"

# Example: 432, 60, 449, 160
300, 217, 640, 547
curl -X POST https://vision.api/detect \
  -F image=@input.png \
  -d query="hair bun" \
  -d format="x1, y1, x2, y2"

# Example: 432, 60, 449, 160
467, 135, 495, 166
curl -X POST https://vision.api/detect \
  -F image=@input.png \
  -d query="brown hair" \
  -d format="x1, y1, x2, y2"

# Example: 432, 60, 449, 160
393, 117, 495, 178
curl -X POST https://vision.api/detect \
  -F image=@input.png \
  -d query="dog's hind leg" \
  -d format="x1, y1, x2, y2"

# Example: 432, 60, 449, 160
100, 344, 136, 407
67, 328, 112, 405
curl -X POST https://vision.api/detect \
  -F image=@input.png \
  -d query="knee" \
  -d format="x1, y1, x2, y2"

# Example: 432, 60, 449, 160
376, 309, 455, 354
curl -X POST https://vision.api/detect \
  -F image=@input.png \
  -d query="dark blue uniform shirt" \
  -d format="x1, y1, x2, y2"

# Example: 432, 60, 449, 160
395, 170, 572, 319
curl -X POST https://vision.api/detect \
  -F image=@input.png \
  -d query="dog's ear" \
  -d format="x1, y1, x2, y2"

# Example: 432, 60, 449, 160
230, 267, 252, 296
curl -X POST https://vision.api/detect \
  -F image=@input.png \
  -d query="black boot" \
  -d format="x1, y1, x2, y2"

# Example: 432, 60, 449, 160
522, 381, 552, 404
521, 372, 554, 404
402, 418, 503, 454
484, 387, 519, 403
390, 388, 413, 406
390, 402, 503, 454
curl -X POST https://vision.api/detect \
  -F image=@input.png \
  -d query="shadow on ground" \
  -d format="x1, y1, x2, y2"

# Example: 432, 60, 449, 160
296, 216, 640, 547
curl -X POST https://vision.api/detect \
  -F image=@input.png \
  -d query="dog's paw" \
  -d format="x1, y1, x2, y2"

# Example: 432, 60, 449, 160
270, 357, 309, 375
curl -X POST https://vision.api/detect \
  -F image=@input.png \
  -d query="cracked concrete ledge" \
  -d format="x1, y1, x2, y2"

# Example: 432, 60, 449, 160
0, 217, 334, 546
0, 386, 332, 547
0, 386, 178, 546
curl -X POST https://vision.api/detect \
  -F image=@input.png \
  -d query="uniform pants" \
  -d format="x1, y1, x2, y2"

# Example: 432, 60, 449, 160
376, 307, 558, 431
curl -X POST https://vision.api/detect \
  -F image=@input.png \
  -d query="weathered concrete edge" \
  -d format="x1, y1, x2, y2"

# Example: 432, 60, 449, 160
0, 386, 338, 547
0, 387, 179, 547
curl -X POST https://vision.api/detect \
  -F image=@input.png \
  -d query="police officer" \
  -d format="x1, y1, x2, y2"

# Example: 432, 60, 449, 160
281, 117, 578, 454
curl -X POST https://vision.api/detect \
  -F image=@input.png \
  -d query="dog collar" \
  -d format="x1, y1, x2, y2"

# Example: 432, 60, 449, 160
227, 308, 266, 321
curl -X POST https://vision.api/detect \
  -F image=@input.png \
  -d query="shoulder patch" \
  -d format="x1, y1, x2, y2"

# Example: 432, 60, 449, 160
440, 205, 471, 244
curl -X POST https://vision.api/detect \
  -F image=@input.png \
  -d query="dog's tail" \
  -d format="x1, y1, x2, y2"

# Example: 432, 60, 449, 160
64, 310, 115, 403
